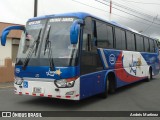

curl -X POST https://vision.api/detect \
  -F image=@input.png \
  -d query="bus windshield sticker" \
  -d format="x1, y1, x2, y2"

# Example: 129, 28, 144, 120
49, 18, 74, 23
28, 20, 41, 25
23, 81, 28, 88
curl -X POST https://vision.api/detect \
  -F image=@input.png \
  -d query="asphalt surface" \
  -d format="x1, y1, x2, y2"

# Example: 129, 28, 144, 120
0, 74, 160, 119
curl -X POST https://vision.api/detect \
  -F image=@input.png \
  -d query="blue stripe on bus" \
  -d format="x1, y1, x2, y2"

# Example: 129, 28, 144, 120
15, 66, 80, 80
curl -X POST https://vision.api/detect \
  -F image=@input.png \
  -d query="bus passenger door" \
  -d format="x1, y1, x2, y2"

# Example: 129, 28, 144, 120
80, 33, 104, 99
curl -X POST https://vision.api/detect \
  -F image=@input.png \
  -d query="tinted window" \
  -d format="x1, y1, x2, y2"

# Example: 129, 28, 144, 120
107, 25, 114, 48
149, 39, 155, 52
144, 37, 150, 52
136, 35, 144, 52
126, 31, 135, 51
154, 40, 158, 49
96, 22, 114, 48
115, 28, 126, 50
80, 33, 103, 75
96, 22, 108, 48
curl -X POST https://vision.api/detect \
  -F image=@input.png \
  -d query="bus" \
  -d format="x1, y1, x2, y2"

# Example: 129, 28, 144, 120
1, 12, 159, 100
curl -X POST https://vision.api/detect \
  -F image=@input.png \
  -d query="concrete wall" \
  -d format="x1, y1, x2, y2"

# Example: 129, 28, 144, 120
0, 39, 12, 65
0, 58, 14, 83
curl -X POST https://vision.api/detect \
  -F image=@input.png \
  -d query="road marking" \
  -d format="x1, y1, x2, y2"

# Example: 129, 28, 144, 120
0, 86, 14, 89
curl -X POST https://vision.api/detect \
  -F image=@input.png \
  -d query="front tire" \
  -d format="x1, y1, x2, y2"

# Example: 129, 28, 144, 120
100, 79, 109, 98
146, 68, 152, 82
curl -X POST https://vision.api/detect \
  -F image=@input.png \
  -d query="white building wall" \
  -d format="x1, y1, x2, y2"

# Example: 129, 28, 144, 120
0, 39, 12, 65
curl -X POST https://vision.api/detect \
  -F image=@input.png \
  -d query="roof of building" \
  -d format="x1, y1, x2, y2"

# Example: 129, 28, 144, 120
0, 22, 23, 39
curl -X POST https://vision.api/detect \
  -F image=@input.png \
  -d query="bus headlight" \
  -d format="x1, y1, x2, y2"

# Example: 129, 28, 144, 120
14, 77, 23, 85
54, 79, 75, 88
54, 77, 78, 88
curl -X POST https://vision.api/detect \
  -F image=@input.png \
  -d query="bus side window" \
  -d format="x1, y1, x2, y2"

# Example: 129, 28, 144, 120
91, 20, 97, 52
149, 39, 155, 53
154, 40, 158, 52
82, 34, 91, 51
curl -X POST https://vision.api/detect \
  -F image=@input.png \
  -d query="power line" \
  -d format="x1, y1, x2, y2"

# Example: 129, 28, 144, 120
72, 0, 108, 13
118, 0, 157, 18
103, 0, 160, 22
95, 0, 160, 26
141, 15, 158, 34
103, 0, 155, 19
120, 0, 160, 5
71, 0, 160, 29
71, 0, 152, 26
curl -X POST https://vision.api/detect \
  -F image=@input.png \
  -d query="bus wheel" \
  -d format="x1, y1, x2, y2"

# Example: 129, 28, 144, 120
100, 78, 109, 98
108, 74, 116, 94
109, 81, 116, 94
146, 68, 152, 82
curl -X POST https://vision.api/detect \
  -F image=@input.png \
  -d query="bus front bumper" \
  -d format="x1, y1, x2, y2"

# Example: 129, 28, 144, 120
14, 77, 80, 100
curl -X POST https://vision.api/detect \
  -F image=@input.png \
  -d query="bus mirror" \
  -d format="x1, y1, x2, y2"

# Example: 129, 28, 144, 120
70, 19, 83, 44
1, 25, 25, 46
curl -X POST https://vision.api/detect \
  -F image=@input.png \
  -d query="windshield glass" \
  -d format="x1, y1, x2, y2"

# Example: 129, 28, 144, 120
16, 20, 46, 66
16, 17, 79, 67
40, 17, 79, 67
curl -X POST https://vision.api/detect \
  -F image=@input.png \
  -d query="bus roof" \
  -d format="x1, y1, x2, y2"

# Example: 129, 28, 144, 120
28, 12, 157, 40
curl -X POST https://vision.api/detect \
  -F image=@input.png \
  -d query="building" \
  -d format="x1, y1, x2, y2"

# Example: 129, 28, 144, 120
0, 22, 22, 65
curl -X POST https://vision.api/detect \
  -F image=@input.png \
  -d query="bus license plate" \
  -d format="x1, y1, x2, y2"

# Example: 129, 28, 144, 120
33, 87, 42, 93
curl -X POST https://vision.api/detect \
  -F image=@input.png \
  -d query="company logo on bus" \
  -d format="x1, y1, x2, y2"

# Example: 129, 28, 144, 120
109, 54, 116, 65
15, 68, 20, 73
46, 69, 62, 77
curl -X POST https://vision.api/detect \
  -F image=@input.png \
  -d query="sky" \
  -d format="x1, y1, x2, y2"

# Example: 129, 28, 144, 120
0, 0, 160, 39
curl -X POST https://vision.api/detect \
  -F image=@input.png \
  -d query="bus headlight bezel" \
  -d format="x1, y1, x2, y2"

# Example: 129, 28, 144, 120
54, 79, 75, 88
14, 77, 23, 85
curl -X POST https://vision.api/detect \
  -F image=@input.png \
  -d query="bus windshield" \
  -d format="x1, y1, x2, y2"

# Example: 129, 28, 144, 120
16, 17, 79, 67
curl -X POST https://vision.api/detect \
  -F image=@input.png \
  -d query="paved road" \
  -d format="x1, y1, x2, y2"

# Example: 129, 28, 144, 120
0, 74, 160, 114
0, 75, 160, 111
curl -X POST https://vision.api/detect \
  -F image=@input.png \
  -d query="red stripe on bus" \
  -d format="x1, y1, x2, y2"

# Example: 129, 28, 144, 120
32, 93, 36, 96
48, 95, 52, 98
56, 95, 61, 98
75, 94, 79, 97
66, 96, 71, 98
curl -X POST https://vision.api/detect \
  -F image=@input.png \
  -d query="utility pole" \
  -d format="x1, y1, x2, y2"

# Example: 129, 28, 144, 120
109, 0, 112, 21
110, 0, 112, 14
34, 0, 38, 17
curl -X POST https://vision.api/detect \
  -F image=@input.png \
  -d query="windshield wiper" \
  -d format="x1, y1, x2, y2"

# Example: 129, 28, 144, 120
44, 26, 55, 71
35, 29, 42, 56
22, 29, 42, 70
44, 26, 51, 55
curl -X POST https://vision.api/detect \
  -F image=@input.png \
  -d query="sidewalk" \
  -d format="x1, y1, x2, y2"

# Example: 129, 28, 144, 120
0, 82, 14, 88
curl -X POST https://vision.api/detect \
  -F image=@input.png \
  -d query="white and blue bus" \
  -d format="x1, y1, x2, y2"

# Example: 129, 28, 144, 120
1, 12, 159, 100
